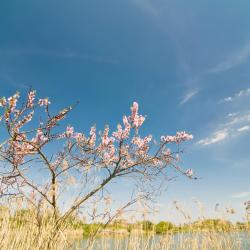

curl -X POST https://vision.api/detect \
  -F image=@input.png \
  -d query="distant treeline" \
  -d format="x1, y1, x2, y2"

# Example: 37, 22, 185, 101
78, 219, 250, 236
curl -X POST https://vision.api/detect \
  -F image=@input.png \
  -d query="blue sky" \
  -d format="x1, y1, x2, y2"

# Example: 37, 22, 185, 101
1, 0, 250, 222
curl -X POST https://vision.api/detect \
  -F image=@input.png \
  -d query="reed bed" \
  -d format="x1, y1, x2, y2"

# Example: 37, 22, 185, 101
0, 202, 249, 250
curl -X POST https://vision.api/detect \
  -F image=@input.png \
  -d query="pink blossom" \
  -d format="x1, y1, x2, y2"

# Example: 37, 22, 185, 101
133, 115, 145, 129
74, 132, 85, 143
47, 107, 72, 129
38, 98, 51, 106
130, 102, 138, 120
185, 168, 194, 177
161, 132, 193, 144
162, 148, 171, 164
15, 111, 34, 131
103, 144, 116, 163
102, 126, 110, 146
123, 115, 130, 127
129, 102, 146, 129
31, 129, 48, 144
113, 120, 131, 141
89, 126, 96, 147
123, 126, 130, 139
1, 92, 195, 183
161, 136, 175, 143
132, 135, 152, 154
175, 154, 180, 162
120, 144, 129, 156
122, 116, 131, 138
27, 90, 36, 108
163, 148, 171, 156
112, 124, 123, 140
8, 92, 19, 112
175, 131, 193, 143
65, 126, 74, 137
108, 144, 115, 157
160, 136, 165, 142
8, 133, 40, 165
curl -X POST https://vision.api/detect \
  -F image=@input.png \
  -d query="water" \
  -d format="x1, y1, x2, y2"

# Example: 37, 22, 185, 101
71, 232, 250, 250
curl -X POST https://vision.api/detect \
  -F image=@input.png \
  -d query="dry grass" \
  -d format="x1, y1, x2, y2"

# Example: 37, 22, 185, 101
0, 206, 70, 250
0, 202, 249, 250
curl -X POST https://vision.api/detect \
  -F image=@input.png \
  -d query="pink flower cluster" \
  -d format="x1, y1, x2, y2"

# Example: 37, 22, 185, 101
9, 139, 30, 165
8, 129, 48, 165
162, 148, 172, 164
185, 168, 194, 177
74, 132, 85, 143
38, 98, 51, 106
65, 126, 74, 137
27, 91, 36, 108
47, 107, 72, 129
161, 131, 193, 144
129, 102, 145, 129
8, 92, 20, 112
103, 144, 116, 163
98, 126, 117, 163
89, 126, 96, 147
102, 126, 110, 146
59, 127, 87, 144
112, 102, 145, 140
112, 116, 131, 141
132, 135, 152, 155
15, 111, 34, 132
31, 128, 48, 145
1, 91, 195, 180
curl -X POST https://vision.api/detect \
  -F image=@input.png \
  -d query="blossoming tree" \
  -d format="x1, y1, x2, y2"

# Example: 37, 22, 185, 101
0, 90, 194, 235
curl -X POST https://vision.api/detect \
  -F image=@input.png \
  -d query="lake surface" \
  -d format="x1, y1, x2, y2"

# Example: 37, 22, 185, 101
72, 232, 250, 250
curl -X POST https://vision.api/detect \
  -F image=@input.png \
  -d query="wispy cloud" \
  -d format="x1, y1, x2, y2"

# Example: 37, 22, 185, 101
180, 89, 199, 105
197, 111, 250, 146
227, 112, 238, 117
232, 191, 250, 199
197, 129, 229, 146
237, 125, 250, 132
221, 87, 250, 103
225, 111, 250, 126
209, 42, 250, 73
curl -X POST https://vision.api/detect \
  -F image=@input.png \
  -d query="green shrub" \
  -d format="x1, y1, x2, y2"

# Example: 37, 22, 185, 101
155, 221, 173, 234
142, 220, 154, 231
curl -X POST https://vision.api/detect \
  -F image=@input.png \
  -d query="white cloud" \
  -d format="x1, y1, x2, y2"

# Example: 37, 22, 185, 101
210, 42, 250, 73
180, 89, 199, 105
237, 88, 250, 97
227, 113, 238, 117
225, 111, 250, 126
232, 191, 250, 199
197, 129, 229, 146
197, 111, 250, 146
237, 125, 250, 132
222, 87, 250, 103
223, 97, 233, 102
